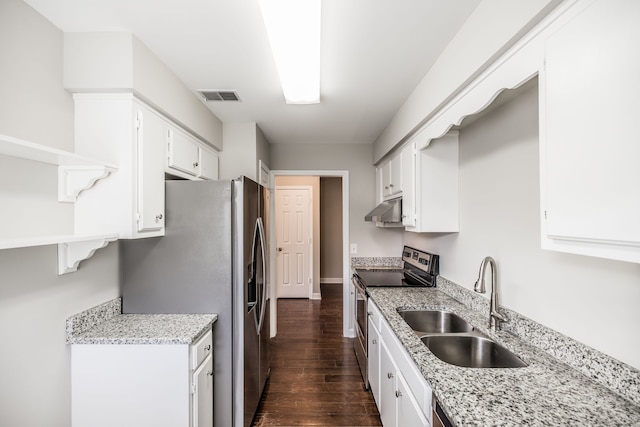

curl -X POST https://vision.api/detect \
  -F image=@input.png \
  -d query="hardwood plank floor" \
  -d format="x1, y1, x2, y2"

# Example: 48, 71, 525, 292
252, 284, 382, 427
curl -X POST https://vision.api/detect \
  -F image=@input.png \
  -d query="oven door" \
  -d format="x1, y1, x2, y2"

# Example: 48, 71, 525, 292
352, 274, 368, 388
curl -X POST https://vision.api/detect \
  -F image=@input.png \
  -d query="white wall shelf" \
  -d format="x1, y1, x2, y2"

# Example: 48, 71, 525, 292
1, 134, 120, 273
0, 234, 118, 275
0, 133, 118, 202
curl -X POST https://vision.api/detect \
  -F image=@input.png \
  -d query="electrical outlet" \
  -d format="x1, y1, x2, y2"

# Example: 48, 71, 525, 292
350, 243, 357, 254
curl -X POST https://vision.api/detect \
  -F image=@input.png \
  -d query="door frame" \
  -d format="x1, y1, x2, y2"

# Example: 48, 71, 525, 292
268, 170, 351, 338
274, 185, 314, 300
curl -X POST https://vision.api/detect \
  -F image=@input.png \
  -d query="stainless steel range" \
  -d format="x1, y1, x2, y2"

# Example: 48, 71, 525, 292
351, 246, 439, 387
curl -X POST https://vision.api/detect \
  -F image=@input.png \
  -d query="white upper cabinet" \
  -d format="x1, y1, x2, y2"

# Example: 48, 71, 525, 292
166, 124, 219, 181
167, 126, 200, 177
198, 145, 219, 181
401, 143, 416, 228
74, 94, 165, 239
540, 0, 640, 263
405, 131, 459, 233
379, 153, 403, 200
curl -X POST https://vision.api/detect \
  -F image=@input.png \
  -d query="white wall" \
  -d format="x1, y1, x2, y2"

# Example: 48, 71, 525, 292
404, 82, 640, 370
270, 143, 403, 257
220, 122, 272, 181
373, 0, 561, 163
0, 1, 121, 425
63, 32, 223, 150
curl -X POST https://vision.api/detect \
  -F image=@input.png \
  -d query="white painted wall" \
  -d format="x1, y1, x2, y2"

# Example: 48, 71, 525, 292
270, 143, 403, 257
404, 83, 640, 370
220, 122, 271, 181
63, 32, 223, 150
373, 0, 562, 163
0, 1, 120, 426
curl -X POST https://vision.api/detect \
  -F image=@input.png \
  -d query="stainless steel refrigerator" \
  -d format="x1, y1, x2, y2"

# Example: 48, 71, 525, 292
121, 177, 270, 427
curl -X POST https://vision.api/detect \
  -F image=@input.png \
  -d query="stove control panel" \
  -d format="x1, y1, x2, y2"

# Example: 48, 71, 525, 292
402, 245, 439, 276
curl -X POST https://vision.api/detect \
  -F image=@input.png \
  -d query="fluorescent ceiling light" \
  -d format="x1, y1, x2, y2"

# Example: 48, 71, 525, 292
259, 0, 321, 104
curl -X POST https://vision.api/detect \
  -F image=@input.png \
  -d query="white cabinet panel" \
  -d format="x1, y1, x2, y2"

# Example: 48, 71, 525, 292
379, 340, 398, 427
540, 0, 640, 263
397, 373, 430, 427
193, 355, 214, 427
74, 94, 165, 239
368, 317, 381, 407
198, 146, 219, 180
168, 127, 200, 177
401, 143, 416, 227
405, 131, 459, 233
136, 106, 166, 233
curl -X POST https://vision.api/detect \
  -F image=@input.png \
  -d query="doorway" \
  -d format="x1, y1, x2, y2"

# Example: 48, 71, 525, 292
268, 170, 350, 338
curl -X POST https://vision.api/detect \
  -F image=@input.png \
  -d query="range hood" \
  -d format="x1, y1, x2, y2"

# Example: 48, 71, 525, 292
364, 198, 404, 227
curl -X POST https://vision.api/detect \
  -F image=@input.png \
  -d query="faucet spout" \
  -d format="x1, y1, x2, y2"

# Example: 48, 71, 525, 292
474, 256, 506, 331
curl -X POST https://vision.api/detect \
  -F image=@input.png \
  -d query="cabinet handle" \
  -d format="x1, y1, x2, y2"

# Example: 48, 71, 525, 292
387, 372, 394, 379
207, 370, 214, 376
156, 214, 163, 220
389, 184, 394, 188
204, 344, 211, 351
372, 339, 377, 345
395, 390, 402, 398
193, 162, 199, 168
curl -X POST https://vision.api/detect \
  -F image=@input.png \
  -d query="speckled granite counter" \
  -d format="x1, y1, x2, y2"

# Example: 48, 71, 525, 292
366, 287, 640, 426
66, 298, 217, 345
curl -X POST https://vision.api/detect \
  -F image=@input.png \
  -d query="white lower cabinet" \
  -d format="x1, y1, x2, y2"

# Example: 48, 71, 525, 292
368, 300, 432, 427
368, 316, 381, 407
71, 330, 213, 427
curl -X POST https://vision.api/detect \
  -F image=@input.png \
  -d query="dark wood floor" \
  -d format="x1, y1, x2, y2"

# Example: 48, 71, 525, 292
252, 284, 382, 426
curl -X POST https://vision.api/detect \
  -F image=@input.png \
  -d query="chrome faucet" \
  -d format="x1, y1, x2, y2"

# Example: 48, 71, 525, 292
474, 257, 507, 331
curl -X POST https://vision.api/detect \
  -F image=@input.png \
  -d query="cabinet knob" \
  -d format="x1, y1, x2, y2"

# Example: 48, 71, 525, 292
156, 214, 163, 220
204, 344, 211, 351
395, 390, 402, 398
367, 311, 373, 316
372, 339, 377, 345
389, 184, 394, 188
387, 372, 394, 379
193, 162, 199, 168
207, 370, 214, 376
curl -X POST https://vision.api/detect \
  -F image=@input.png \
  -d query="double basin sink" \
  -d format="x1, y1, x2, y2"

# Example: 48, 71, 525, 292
398, 309, 527, 368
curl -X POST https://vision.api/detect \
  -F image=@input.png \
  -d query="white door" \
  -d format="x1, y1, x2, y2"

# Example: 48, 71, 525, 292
275, 187, 312, 298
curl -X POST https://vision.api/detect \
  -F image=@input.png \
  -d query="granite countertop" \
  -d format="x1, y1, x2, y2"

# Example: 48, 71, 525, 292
367, 287, 640, 426
66, 298, 217, 345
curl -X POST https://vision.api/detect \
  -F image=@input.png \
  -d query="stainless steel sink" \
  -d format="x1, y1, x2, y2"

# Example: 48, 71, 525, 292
397, 309, 474, 334
421, 335, 528, 368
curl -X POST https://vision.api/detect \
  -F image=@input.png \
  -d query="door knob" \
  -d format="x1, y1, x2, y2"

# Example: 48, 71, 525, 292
277, 247, 283, 252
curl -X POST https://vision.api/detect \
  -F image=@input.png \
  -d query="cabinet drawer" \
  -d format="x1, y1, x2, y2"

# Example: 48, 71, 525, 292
191, 330, 213, 369
367, 299, 382, 331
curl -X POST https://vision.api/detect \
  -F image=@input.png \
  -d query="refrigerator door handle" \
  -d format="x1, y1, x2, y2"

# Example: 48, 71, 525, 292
256, 217, 268, 333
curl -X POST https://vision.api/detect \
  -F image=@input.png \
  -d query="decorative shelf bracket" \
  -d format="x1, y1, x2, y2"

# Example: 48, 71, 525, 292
58, 165, 116, 202
58, 236, 118, 275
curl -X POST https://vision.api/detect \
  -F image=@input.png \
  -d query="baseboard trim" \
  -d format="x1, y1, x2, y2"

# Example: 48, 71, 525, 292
310, 292, 322, 300
320, 278, 343, 284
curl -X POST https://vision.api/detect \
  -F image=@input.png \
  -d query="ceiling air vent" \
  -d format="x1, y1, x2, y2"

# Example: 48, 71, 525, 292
198, 90, 241, 102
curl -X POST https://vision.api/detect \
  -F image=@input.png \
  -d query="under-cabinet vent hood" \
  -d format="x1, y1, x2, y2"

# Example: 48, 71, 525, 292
364, 198, 403, 227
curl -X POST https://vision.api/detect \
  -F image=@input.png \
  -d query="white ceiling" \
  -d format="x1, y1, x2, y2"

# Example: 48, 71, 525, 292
24, 0, 481, 146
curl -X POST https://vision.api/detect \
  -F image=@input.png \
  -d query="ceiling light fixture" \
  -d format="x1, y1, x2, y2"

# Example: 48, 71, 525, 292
259, 0, 321, 104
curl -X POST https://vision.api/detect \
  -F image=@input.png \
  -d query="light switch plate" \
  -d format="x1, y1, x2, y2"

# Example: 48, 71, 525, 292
350, 243, 357, 254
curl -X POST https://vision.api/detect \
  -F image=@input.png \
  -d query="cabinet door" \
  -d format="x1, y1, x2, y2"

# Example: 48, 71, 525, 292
135, 106, 165, 234
193, 355, 214, 427
401, 143, 416, 227
379, 340, 397, 427
397, 373, 430, 427
198, 146, 219, 180
168, 127, 200, 177
368, 318, 381, 407
380, 161, 392, 198
389, 155, 402, 196
541, 0, 640, 262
